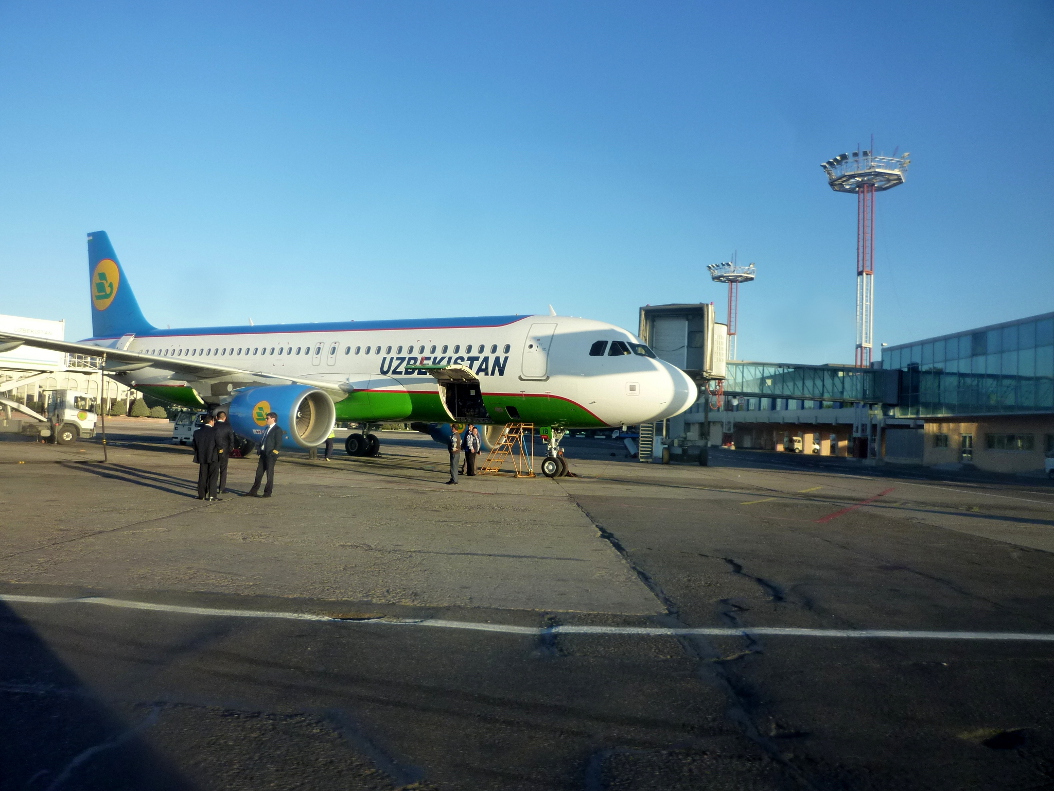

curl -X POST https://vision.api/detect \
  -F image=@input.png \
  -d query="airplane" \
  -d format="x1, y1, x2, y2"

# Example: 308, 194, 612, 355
0, 231, 698, 476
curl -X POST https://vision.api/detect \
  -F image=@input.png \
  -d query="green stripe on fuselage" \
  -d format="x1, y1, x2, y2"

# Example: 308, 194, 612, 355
333, 388, 606, 428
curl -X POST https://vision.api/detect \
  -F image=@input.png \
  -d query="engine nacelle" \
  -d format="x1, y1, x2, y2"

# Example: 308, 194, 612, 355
229, 385, 336, 450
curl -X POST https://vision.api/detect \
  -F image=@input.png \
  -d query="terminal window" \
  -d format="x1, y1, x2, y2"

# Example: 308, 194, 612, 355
933, 433, 949, 448
985, 434, 1034, 451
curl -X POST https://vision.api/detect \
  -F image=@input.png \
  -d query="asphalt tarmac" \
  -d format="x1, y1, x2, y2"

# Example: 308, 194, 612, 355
1, 419, 1053, 790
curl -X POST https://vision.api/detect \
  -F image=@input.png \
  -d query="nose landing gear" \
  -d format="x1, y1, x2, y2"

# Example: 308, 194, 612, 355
541, 428, 569, 478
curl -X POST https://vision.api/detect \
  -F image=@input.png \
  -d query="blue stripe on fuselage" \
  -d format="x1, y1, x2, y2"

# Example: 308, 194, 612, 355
86, 314, 529, 342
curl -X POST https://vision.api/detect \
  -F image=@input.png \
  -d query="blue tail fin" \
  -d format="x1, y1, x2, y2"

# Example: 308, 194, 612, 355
87, 231, 155, 338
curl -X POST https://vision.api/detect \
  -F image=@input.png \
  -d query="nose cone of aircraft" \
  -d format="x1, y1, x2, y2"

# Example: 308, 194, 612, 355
655, 361, 698, 420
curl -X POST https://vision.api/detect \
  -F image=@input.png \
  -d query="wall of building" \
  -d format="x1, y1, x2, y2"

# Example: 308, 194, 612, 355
922, 416, 1054, 474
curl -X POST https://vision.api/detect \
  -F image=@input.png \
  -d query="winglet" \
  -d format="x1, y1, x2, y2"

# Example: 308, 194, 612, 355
87, 232, 155, 339
548, 304, 557, 316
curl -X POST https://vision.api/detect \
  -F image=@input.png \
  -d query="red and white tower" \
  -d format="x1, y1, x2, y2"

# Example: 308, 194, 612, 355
823, 147, 910, 367
707, 259, 755, 361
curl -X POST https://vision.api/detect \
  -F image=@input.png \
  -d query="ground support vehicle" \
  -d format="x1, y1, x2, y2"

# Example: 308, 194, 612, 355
0, 390, 98, 444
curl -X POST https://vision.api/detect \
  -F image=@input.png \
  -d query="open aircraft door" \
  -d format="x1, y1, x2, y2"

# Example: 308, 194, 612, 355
419, 364, 490, 422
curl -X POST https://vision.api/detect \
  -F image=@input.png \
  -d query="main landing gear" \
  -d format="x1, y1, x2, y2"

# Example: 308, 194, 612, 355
541, 428, 569, 478
345, 424, 380, 457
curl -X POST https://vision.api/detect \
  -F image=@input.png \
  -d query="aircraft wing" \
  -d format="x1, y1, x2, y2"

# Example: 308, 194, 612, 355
0, 331, 345, 392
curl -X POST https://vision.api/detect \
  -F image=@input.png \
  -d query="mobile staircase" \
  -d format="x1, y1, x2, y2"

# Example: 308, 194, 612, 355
478, 423, 535, 477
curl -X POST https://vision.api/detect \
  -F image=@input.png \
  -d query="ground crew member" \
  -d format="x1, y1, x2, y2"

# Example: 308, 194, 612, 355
213, 410, 235, 493
192, 413, 220, 501
446, 424, 461, 485
324, 428, 335, 461
464, 424, 480, 476
245, 412, 284, 498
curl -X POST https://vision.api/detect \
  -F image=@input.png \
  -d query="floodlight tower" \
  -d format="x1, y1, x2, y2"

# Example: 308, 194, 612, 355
822, 147, 910, 366
707, 258, 756, 361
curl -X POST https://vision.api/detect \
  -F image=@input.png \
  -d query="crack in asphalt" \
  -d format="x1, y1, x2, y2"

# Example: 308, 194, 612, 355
563, 489, 819, 790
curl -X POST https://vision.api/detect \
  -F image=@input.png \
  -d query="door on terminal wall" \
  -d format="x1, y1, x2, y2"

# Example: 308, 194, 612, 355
521, 323, 557, 380
960, 433, 973, 463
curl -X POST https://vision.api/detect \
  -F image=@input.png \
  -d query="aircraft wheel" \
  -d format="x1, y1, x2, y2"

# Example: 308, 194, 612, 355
541, 456, 561, 478
364, 433, 380, 456
56, 424, 78, 444
555, 456, 568, 477
345, 433, 366, 456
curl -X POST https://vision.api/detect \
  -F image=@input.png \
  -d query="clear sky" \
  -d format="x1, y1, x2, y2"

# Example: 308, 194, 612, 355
1, 1, 1051, 364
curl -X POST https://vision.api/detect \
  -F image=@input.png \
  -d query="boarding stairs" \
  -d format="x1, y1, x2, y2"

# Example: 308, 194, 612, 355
478, 423, 535, 477
637, 422, 655, 462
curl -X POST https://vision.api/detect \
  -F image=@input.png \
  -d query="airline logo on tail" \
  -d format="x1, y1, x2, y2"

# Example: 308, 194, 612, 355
92, 259, 120, 311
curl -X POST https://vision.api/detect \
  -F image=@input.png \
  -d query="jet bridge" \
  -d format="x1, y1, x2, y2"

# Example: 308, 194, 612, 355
724, 361, 901, 405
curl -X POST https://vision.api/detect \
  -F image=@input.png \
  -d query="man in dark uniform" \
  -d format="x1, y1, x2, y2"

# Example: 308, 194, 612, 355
192, 413, 220, 501
446, 423, 461, 485
213, 410, 235, 494
244, 411, 284, 498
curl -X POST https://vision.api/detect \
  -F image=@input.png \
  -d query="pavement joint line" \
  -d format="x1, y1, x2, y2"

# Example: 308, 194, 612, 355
815, 487, 896, 523
4, 594, 1054, 641
740, 498, 776, 505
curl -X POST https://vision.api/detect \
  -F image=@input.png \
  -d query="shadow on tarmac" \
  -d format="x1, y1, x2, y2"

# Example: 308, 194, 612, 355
61, 461, 198, 498
0, 600, 189, 790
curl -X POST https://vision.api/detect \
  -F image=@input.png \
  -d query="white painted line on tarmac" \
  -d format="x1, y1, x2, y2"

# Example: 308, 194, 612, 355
4, 593, 1054, 642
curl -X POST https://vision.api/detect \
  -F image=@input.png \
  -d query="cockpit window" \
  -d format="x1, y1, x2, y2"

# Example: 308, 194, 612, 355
589, 341, 608, 356
608, 341, 632, 356
631, 343, 656, 358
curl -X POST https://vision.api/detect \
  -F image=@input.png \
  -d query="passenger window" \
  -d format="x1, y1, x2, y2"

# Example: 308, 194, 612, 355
503, 344, 510, 353
314, 345, 322, 355
343, 346, 349, 355
608, 341, 631, 356
453, 345, 460, 353
364, 347, 370, 355
442, 345, 448, 353
430, 345, 436, 354
355, 346, 361, 354
397, 346, 403, 354
386, 346, 392, 354
477, 345, 484, 353
589, 341, 608, 356
490, 344, 497, 353
253, 348, 258, 355
206, 349, 211, 356
270, 348, 275, 355
331, 345, 338, 355
419, 345, 425, 353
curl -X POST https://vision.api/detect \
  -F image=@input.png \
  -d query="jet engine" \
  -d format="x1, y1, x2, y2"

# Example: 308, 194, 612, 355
228, 385, 336, 450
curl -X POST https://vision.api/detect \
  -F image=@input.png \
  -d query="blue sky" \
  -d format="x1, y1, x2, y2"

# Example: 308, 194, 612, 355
1, 1, 1051, 364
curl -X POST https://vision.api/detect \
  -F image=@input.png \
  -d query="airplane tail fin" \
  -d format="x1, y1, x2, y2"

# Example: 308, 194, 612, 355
87, 231, 155, 338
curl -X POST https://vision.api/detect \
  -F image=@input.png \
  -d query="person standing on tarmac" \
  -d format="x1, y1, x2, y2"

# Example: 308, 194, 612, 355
464, 424, 480, 477
446, 424, 462, 485
213, 410, 235, 493
324, 428, 336, 461
192, 413, 221, 501
244, 412, 284, 498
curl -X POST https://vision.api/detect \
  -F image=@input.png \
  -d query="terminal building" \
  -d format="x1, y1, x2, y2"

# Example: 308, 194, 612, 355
639, 304, 1053, 476
0, 313, 134, 412
713, 311, 1053, 474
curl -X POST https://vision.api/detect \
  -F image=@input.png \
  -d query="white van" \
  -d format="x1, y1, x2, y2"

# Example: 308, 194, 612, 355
171, 411, 208, 445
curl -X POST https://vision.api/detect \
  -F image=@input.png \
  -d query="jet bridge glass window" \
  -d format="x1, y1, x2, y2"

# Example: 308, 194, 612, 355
589, 341, 608, 356
631, 344, 656, 358
608, 341, 631, 356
